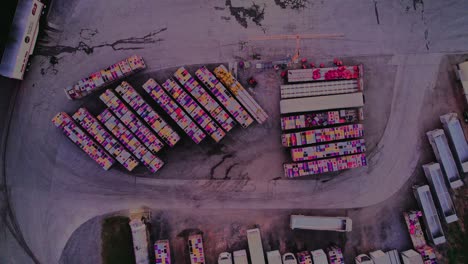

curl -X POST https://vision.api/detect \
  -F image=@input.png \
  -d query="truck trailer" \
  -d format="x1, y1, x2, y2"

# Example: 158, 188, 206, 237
266, 250, 282, 264
440, 113, 468, 174
129, 219, 150, 264
290, 215, 352, 232
369, 250, 390, 264
247, 228, 265, 264
280, 92, 364, 114
422, 163, 458, 223
413, 185, 446, 245
400, 250, 423, 264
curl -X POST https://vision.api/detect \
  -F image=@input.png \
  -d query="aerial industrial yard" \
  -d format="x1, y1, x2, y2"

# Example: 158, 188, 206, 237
1, 0, 468, 264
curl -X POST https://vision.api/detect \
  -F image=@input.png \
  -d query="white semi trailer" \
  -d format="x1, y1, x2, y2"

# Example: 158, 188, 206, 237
247, 228, 266, 264
290, 215, 352, 232
440, 113, 468, 173
413, 185, 446, 245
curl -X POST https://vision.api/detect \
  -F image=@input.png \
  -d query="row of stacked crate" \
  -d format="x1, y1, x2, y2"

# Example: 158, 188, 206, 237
287, 65, 362, 83
97, 109, 164, 173
403, 211, 438, 263
100, 89, 164, 154
174, 67, 236, 132
281, 124, 364, 147
142, 79, 206, 144
154, 240, 171, 264
72, 108, 139, 171
188, 234, 205, 264
291, 139, 366, 162
52, 112, 115, 170
213, 65, 269, 124
161, 79, 226, 142
284, 153, 367, 178
195, 66, 254, 128
64, 55, 146, 100
281, 109, 361, 131
115, 82, 180, 147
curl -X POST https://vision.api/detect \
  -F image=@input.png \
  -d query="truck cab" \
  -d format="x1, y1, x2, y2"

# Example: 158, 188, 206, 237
283, 253, 298, 264
355, 254, 374, 264
218, 252, 233, 264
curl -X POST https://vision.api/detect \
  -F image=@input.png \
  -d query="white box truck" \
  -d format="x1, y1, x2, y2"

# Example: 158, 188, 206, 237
413, 185, 446, 245
400, 250, 423, 264
440, 113, 468, 173
267, 250, 282, 264
233, 250, 248, 264
369, 250, 390, 264
290, 215, 352, 232
247, 229, 266, 264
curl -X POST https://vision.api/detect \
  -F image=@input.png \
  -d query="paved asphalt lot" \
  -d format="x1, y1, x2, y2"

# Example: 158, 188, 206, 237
1, 0, 468, 263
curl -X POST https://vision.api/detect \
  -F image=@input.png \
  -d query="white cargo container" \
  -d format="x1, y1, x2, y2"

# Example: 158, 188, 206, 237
280, 93, 364, 114
369, 250, 390, 264
440, 113, 468, 173
422, 163, 458, 223
413, 185, 446, 245
311, 250, 329, 264
266, 250, 282, 264
385, 250, 401, 264
290, 215, 352, 232
426, 129, 464, 189
400, 250, 423, 264
233, 250, 248, 264
247, 229, 266, 264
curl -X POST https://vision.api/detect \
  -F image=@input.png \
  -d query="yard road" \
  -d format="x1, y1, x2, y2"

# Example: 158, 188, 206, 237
1, 0, 468, 263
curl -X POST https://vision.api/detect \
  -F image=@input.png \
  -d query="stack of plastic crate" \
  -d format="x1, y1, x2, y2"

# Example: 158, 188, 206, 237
174, 67, 236, 132
154, 240, 171, 264
52, 112, 115, 170
287, 65, 361, 83
291, 139, 366, 162
115, 82, 180, 147
142, 79, 206, 144
297, 251, 313, 264
188, 234, 205, 264
161, 78, 225, 142
283, 153, 367, 178
72, 108, 139, 171
97, 109, 164, 173
64, 55, 146, 99
281, 124, 364, 147
100, 89, 164, 154
195, 66, 254, 128
281, 109, 360, 130
213, 65, 268, 124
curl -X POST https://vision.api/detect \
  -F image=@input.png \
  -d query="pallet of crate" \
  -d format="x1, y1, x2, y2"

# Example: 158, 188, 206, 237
281, 124, 364, 147
72, 108, 139, 171
97, 109, 164, 173
287, 65, 362, 83
195, 66, 254, 128
100, 89, 164, 154
284, 153, 367, 178
188, 234, 205, 264
154, 240, 171, 264
297, 251, 313, 264
52, 112, 115, 170
213, 65, 268, 124
174, 67, 236, 132
115, 82, 180, 147
161, 78, 225, 142
281, 109, 361, 131
64, 55, 146, 100
142, 79, 206, 144
291, 139, 366, 162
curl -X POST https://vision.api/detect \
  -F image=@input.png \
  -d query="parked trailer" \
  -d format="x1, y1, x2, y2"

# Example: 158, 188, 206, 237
280, 79, 361, 99
413, 185, 446, 245
385, 250, 401, 264
422, 163, 458, 223
291, 139, 366, 162
297, 251, 313, 264
290, 215, 352, 232
214, 65, 269, 124
287, 65, 362, 83
311, 249, 329, 264
195, 66, 254, 128
142, 79, 206, 144
282, 124, 364, 147
233, 250, 248, 264
188, 234, 205, 264
154, 240, 171, 264
52, 112, 115, 170
369, 250, 390, 264
284, 153, 367, 178
280, 93, 364, 114
400, 250, 423, 264
247, 228, 266, 264
440, 113, 468, 173
455, 61, 468, 104
426, 129, 464, 189
281, 109, 362, 131
266, 250, 282, 264
129, 219, 150, 264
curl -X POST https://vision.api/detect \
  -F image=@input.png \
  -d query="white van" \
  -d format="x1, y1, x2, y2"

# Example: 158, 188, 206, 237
290, 215, 352, 232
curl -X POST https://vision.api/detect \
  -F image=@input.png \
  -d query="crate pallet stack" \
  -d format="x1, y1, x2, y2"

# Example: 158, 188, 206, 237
142, 79, 206, 144
188, 234, 205, 264
287, 65, 362, 83
115, 82, 180, 147
327, 246, 345, 264
281, 109, 361, 130
100, 89, 164, 154
195, 66, 254, 128
52, 112, 115, 170
161, 78, 226, 142
281, 79, 360, 98
213, 65, 268, 124
64, 55, 146, 100
297, 251, 313, 264
72, 108, 139, 171
154, 240, 171, 264
174, 67, 236, 132
97, 109, 164, 173
284, 153, 367, 178
291, 139, 366, 162
282, 124, 364, 147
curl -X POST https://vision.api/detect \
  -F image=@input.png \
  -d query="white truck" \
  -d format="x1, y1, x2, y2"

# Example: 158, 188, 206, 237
266, 250, 282, 264
219, 252, 233, 264
400, 250, 423, 264
247, 228, 266, 264
290, 215, 352, 232
233, 250, 248, 264
369, 250, 390, 264
311, 249, 329, 264
413, 185, 446, 245
440, 113, 468, 174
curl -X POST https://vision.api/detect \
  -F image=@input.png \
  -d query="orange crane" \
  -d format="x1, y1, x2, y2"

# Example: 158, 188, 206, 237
247, 33, 344, 64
